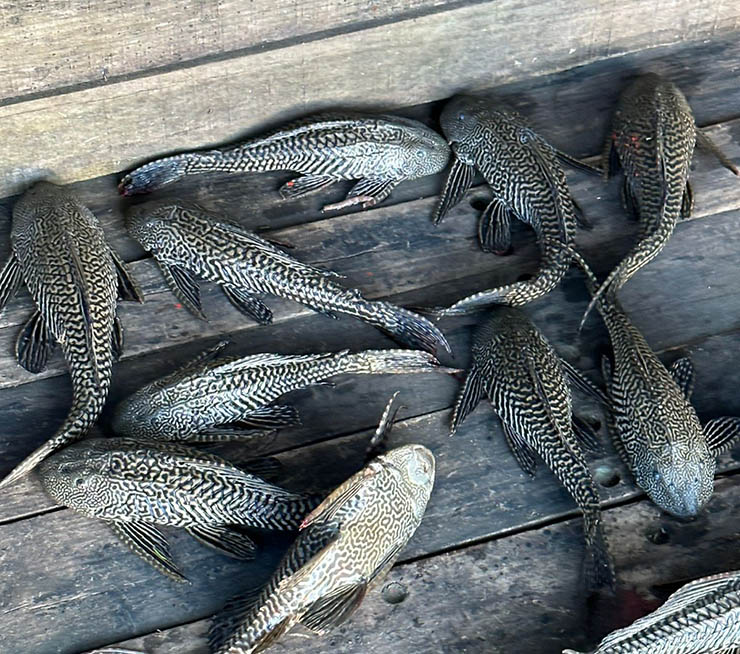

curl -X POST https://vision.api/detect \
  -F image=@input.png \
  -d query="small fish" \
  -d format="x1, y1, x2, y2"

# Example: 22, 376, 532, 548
208, 397, 435, 653
584, 73, 739, 322
574, 252, 740, 518
38, 438, 315, 582
564, 570, 740, 653
126, 202, 450, 355
451, 306, 615, 591
118, 114, 450, 211
432, 96, 597, 313
113, 343, 458, 442
0, 182, 142, 489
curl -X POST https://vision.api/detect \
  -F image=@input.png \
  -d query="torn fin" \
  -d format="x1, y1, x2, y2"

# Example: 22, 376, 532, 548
323, 178, 398, 212
15, 310, 55, 373
186, 524, 257, 559
157, 261, 206, 320
110, 249, 144, 303
680, 181, 694, 219
669, 357, 695, 399
478, 197, 512, 254
222, 284, 273, 324
450, 364, 486, 434
432, 156, 475, 224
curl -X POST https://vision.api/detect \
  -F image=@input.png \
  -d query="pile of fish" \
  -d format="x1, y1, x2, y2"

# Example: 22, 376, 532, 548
1, 73, 739, 653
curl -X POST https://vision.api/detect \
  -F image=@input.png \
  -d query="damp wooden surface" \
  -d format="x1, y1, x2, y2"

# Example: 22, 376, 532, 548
1, 14, 740, 654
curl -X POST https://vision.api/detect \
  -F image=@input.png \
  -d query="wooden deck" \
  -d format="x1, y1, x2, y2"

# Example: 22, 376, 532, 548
1, 3, 740, 653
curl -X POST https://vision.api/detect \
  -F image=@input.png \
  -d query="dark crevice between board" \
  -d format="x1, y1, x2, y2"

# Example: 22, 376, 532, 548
0, 502, 63, 527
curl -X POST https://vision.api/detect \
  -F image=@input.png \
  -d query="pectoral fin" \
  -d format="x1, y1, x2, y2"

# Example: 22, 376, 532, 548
680, 181, 694, 220
0, 254, 22, 314
478, 197, 512, 254
239, 405, 301, 430
695, 129, 740, 176
157, 261, 206, 320
300, 580, 368, 634
251, 616, 294, 653
571, 416, 603, 455
554, 148, 603, 176
221, 284, 273, 324
501, 422, 537, 476
432, 157, 475, 224
703, 416, 740, 456
571, 197, 593, 230
208, 587, 264, 653
111, 316, 124, 361
450, 364, 486, 435
323, 178, 398, 212
669, 357, 695, 399
15, 310, 55, 373
186, 524, 257, 559
109, 521, 187, 583
110, 249, 144, 302
366, 391, 402, 460
560, 358, 610, 406
620, 178, 640, 220
279, 174, 336, 200
602, 135, 621, 180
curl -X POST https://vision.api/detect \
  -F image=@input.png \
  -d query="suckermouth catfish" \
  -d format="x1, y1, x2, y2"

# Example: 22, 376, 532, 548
575, 252, 740, 518
583, 73, 739, 323
126, 202, 450, 355
208, 397, 435, 653
118, 114, 450, 211
112, 342, 459, 442
38, 438, 315, 582
432, 96, 598, 313
564, 570, 740, 654
0, 182, 142, 489
451, 306, 615, 592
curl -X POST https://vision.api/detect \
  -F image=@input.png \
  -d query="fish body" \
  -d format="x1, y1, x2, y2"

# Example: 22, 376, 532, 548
433, 96, 585, 312
126, 202, 449, 355
38, 438, 314, 581
119, 114, 450, 210
0, 182, 141, 488
451, 306, 614, 591
577, 259, 740, 518
112, 344, 456, 441
210, 443, 435, 653
564, 570, 740, 653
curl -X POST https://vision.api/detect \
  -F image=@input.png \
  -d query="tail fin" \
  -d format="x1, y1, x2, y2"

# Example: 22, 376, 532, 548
583, 514, 616, 593
364, 302, 451, 356
345, 349, 459, 376
119, 154, 194, 195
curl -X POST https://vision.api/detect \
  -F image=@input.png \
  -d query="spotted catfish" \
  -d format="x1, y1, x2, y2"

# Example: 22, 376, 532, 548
575, 253, 740, 518
113, 342, 458, 442
118, 114, 450, 211
451, 306, 615, 591
126, 202, 449, 355
38, 438, 315, 582
564, 570, 740, 654
0, 182, 142, 489
208, 397, 435, 653
432, 96, 598, 313
584, 74, 739, 322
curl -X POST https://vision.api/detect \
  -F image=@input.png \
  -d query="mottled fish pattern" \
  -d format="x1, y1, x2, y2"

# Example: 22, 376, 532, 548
576, 254, 740, 517
126, 202, 449, 355
450, 306, 615, 591
113, 343, 458, 442
38, 438, 315, 582
432, 96, 595, 313
586, 73, 739, 321
564, 570, 740, 653
0, 182, 142, 489
118, 114, 450, 211
209, 432, 435, 653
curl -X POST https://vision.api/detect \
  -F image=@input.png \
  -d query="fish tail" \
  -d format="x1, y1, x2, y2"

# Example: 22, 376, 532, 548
583, 512, 616, 593
341, 349, 459, 375
359, 301, 451, 356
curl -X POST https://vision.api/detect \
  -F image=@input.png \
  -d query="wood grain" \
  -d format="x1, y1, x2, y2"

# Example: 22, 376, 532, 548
1, 0, 739, 196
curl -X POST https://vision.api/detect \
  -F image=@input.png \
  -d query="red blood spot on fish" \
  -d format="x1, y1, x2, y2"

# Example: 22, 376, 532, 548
286, 180, 295, 187
175, 303, 183, 309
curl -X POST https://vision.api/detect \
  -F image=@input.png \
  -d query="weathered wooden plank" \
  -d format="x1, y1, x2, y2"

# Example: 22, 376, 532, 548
0, 0, 452, 102
82, 477, 740, 654
2, 1, 739, 196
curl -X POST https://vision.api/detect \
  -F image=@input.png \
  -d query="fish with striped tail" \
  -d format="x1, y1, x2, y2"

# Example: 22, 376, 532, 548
432, 96, 598, 313
451, 306, 615, 592
38, 438, 315, 582
564, 570, 740, 653
118, 114, 450, 211
208, 396, 435, 653
112, 343, 459, 442
0, 182, 142, 489
126, 202, 450, 355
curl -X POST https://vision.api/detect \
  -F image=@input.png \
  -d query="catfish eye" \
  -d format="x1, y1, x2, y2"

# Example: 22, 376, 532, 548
458, 112, 465, 121
73, 477, 85, 488
652, 470, 661, 482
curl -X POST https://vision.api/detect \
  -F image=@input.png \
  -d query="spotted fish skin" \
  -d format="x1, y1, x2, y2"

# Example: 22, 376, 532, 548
112, 345, 456, 442
592, 74, 738, 312
118, 114, 450, 211
564, 570, 740, 654
0, 182, 141, 489
127, 202, 449, 355
451, 307, 615, 591
210, 443, 435, 653
38, 438, 315, 580
433, 96, 584, 313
